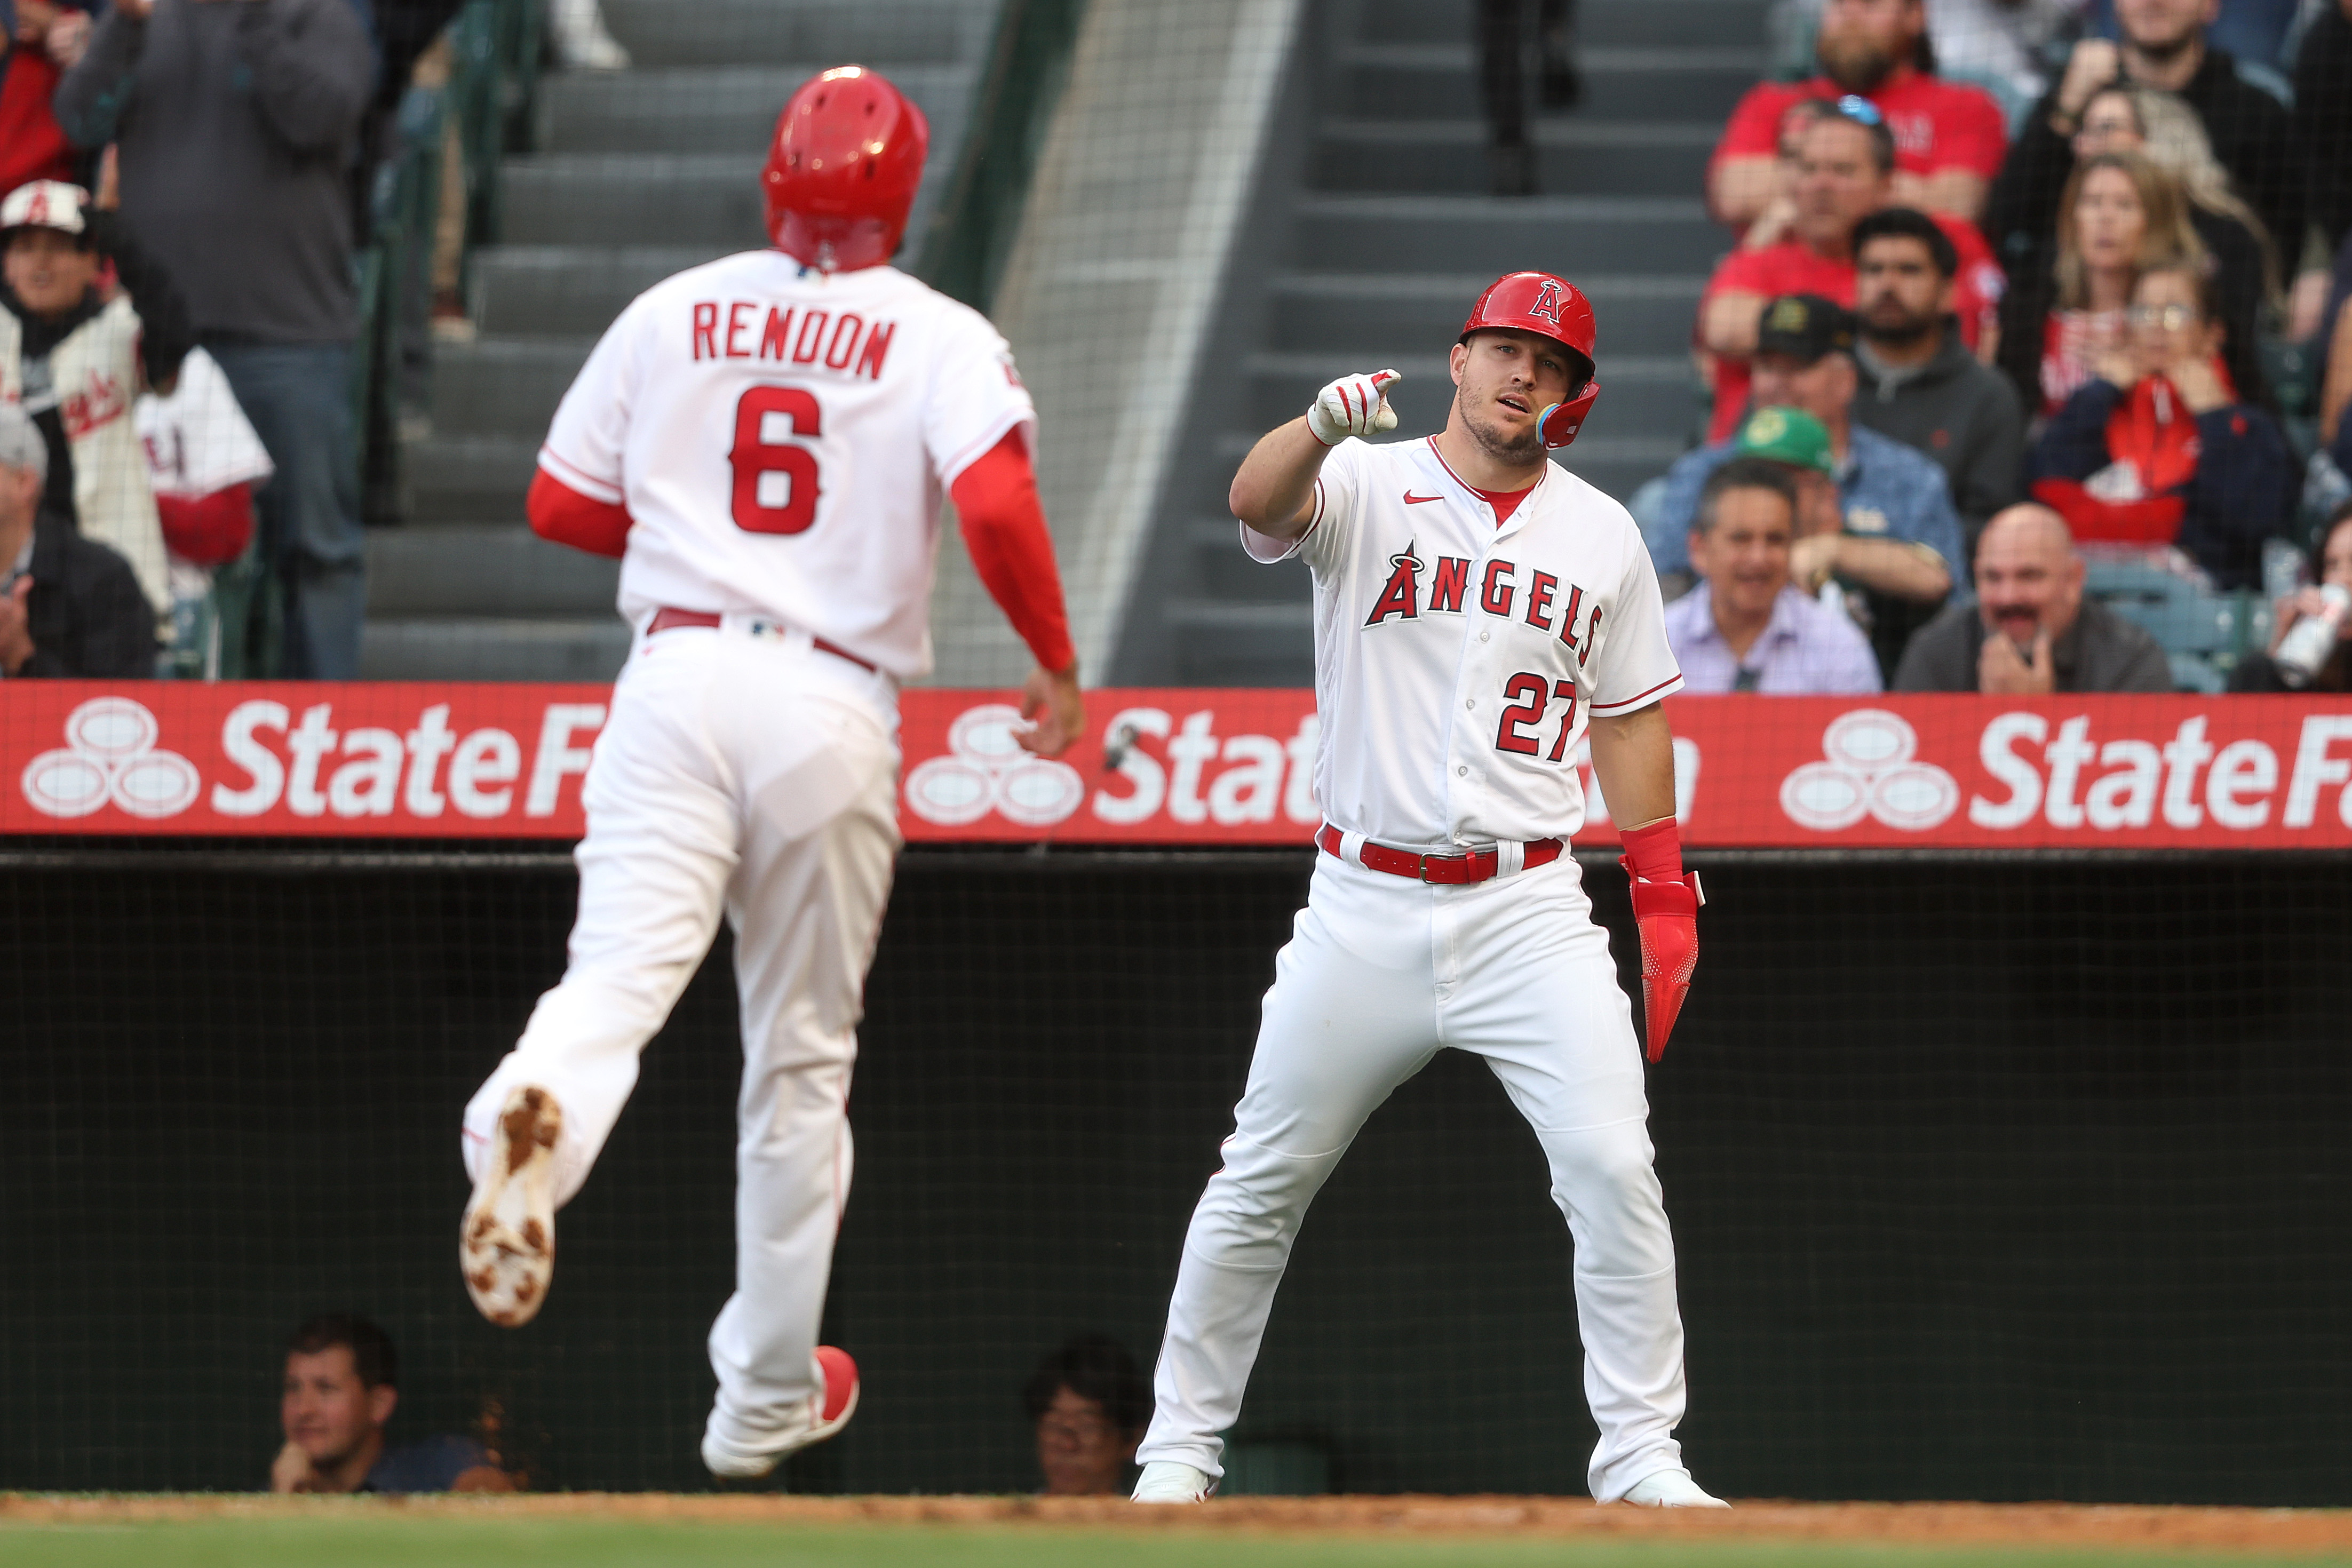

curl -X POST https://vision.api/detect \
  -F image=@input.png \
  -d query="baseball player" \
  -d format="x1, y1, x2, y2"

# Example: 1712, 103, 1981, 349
1128, 274, 1722, 1508
454, 66, 1085, 1481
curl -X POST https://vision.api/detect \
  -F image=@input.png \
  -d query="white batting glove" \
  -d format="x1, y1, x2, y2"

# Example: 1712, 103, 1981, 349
1306, 369, 1402, 446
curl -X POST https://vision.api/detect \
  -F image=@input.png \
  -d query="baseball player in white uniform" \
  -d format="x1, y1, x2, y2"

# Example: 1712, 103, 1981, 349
454, 67, 1085, 1479
1129, 273, 1722, 1508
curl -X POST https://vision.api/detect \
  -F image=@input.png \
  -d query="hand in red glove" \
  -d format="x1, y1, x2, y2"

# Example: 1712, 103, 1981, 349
1624, 867, 1703, 1061
1618, 818, 1702, 1062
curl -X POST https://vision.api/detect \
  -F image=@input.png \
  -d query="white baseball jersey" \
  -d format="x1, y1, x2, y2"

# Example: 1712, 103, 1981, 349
539, 252, 1037, 679
1244, 435, 1681, 848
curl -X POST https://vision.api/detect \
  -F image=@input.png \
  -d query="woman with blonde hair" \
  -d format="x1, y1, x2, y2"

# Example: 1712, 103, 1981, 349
1995, 149, 2208, 419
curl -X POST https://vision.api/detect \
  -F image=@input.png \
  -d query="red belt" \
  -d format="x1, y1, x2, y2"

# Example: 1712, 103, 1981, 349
645, 607, 877, 674
1315, 822, 1563, 885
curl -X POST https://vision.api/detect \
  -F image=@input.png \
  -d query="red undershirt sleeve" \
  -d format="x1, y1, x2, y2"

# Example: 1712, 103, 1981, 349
949, 428, 1078, 673
527, 467, 633, 559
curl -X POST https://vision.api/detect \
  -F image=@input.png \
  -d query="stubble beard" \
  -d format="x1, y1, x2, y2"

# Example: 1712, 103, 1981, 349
1862, 306, 1936, 348
1459, 391, 1544, 466
1817, 33, 1896, 91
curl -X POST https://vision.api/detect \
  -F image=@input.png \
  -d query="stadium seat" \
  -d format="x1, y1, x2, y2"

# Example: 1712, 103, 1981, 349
2081, 552, 2262, 691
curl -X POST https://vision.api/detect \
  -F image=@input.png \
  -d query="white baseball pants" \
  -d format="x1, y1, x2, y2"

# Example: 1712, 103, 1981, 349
460, 619, 900, 1463
1134, 851, 1689, 1502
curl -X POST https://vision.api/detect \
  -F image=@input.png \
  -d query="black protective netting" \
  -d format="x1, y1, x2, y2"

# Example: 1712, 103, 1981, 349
3, 845, 2349, 1501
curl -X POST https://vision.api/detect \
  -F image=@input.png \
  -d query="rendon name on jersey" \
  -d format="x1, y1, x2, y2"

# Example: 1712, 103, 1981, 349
1244, 435, 1683, 849
537, 251, 1036, 679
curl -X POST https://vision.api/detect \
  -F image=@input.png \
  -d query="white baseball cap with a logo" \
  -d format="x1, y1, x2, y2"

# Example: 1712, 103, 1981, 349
0, 180, 91, 237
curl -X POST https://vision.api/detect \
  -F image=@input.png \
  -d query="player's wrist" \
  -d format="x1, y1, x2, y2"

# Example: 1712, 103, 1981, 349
1619, 817, 1682, 883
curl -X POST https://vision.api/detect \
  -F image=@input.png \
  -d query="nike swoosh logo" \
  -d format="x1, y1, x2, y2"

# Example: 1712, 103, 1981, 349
1403, 492, 1443, 504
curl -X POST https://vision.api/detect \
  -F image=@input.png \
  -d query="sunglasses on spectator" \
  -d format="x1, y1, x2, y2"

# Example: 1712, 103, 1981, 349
1832, 95, 1885, 127
2127, 304, 2197, 328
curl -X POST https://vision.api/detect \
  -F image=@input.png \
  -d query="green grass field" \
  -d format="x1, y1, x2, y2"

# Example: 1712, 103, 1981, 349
3, 1513, 2348, 1568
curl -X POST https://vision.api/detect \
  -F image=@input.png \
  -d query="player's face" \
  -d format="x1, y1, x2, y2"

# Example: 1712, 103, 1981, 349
2071, 167, 2147, 273
1854, 237, 1952, 343
1689, 485, 1795, 620
1450, 330, 1576, 465
281, 1348, 391, 1469
1792, 121, 1887, 249
1816, 0, 1919, 89
1, 229, 98, 319
1975, 519, 2085, 644
1035, 1386, 1137, 1496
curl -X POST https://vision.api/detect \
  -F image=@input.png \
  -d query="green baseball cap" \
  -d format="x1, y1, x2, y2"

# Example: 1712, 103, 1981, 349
1733, 405, 1835, 476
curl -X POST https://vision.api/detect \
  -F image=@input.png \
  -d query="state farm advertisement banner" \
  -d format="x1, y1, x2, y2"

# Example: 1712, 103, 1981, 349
3, 684, 2351, 848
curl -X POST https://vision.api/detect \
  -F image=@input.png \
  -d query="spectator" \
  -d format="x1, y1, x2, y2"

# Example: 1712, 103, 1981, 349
1849, 206, 2028, 537
1710, 0, 2008, 227
2321, 234, 2352, 468
2229, 502, 2352, 693
273, 1312, 514, 1494
1668, 296, 1962, 600
2028, 261, 2293, 587
1922, 0, 2087, 118
1732, 97, 1838, 253
1, 1, 91, 197
0, 401, 155, 676
1022, 1334, 1148, 1498
1895, 500, 2173, 690
1665, 456, 1884, 692
1993, 149, 2207, 417
55, 0, 376, 679
2, 178, 193, 623
1475, 0, 1578, 196
1980, 0, 2306, 291
2025, 84, 2272, 396
1698, 104, 2003, 441
2297, 0, 2352, 266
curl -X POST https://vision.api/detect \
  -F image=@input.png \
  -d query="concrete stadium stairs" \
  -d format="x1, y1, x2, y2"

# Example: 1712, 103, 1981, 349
362, 0, 992, 679
1108, 0, 1759, 686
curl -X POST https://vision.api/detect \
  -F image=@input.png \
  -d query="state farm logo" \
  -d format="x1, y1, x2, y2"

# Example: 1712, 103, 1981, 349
1779, 709, 1960, 833
903, 704, 1086, 827
21, 697, 200, 819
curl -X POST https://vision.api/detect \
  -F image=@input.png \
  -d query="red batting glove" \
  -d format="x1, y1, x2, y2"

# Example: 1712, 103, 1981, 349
1625, 869, 1702, 1061
1620, 817, 1703, 1063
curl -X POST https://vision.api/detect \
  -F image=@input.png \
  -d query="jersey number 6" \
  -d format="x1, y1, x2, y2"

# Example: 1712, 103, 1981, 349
1495, 672, 1578, 762
729, 386, 823, 535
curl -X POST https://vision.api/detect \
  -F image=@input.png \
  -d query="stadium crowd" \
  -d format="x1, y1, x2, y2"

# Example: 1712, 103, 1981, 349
0, 0, 625, 680
2, 0, 2349, 691
1642, 0, 2352, 694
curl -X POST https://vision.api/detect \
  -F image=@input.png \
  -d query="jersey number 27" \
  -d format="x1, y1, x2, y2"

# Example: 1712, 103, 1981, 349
729, 386, 822, 535
1496, 672, 1578, 762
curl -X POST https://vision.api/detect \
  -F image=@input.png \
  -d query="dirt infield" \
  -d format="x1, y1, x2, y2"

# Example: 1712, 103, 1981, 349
7, 1493, 2352, 1556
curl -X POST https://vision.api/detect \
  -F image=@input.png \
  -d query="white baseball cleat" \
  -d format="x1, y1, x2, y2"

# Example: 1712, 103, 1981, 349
1131, 1461, 1214, 1503
1620, 1468, 1730, 1508
701, 1346, 862, 1480
459, 1085, 563, 1327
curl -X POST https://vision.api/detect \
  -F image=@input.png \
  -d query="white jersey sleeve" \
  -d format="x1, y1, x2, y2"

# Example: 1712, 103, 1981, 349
1240, 435, 1367, 570
921, 304, 1037, 486
538, 299, 644, 505
1583, 526, 1684, 716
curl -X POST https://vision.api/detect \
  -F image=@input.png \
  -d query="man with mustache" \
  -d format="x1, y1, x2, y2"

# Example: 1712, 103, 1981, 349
1710, 0, 2007, 229
1893, 502, 2171, 692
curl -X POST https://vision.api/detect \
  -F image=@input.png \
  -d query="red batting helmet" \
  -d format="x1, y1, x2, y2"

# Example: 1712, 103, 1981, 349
1459, 271, 1600, 448
762, 66, 929, 273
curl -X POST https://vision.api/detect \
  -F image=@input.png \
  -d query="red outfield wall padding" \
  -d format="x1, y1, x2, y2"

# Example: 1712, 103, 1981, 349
3, 683, 2349, 847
